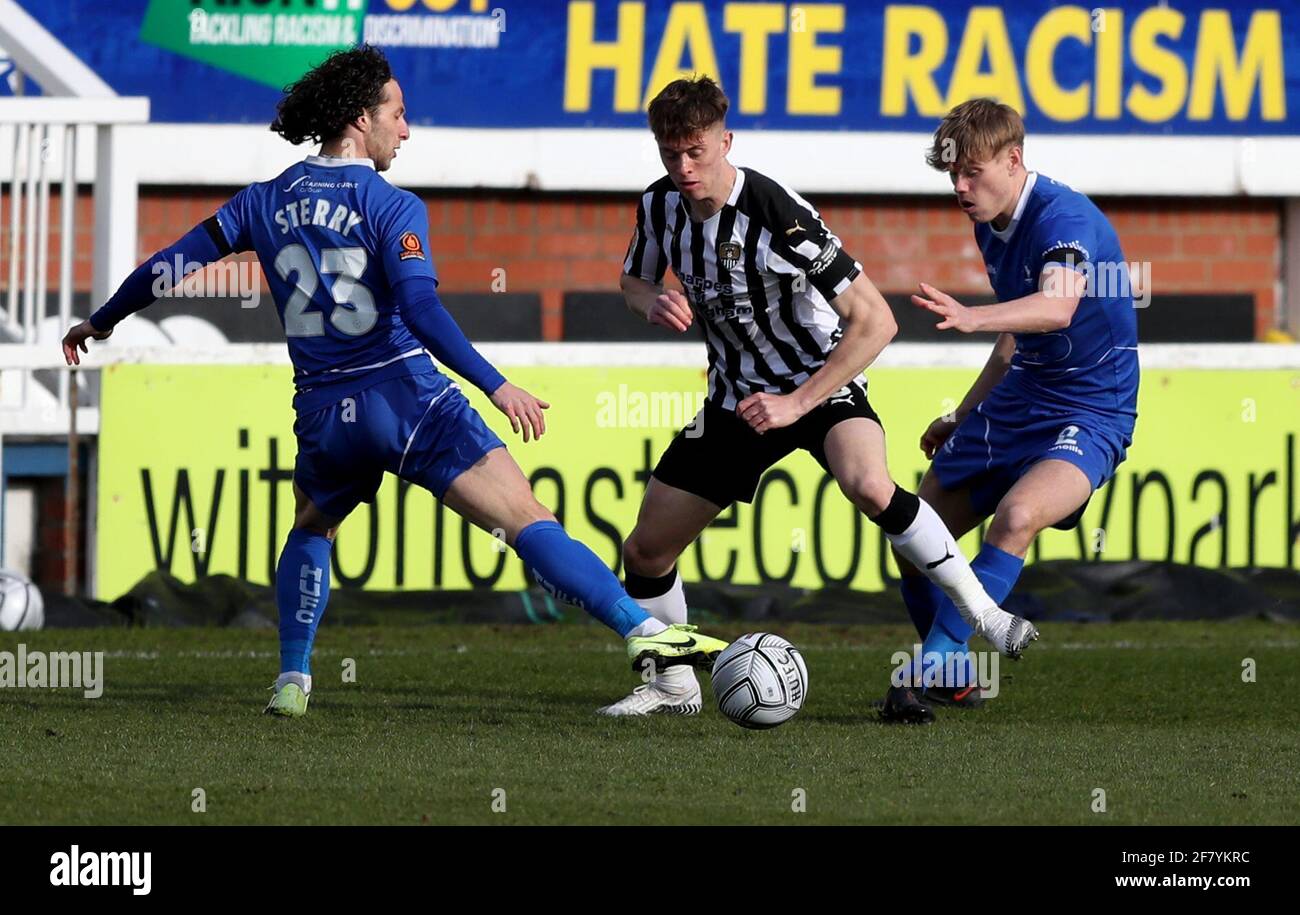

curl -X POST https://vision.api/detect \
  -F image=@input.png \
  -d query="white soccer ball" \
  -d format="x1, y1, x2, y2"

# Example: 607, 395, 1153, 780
711, 632, 808, 729
0, 569, 44, 631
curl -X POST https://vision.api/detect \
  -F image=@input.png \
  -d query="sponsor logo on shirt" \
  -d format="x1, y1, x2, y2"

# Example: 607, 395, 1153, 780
283, 177, 358, 192
703, 304, 754, 320
1042, 239, 1091, 262
680, 274, 736, 296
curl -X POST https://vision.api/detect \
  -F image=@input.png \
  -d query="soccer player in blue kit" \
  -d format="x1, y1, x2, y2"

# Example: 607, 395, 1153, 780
880, 99, 1140, 723
61, 46, 729, 717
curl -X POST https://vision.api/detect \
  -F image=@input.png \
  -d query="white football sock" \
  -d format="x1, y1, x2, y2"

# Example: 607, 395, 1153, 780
276, 671, 312, 694
626, 617, 668, 638
885, 498, 998, 625
653, 665, 697, 693
633, 570, 688, 625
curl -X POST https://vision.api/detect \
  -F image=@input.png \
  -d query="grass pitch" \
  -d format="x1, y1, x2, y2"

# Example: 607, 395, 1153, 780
3, 620, 1297, 825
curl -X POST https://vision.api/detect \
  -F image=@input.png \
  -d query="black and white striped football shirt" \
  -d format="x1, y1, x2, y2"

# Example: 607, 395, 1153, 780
622, 167, 863, 411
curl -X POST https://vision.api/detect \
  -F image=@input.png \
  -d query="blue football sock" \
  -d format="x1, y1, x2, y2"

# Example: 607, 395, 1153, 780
899, 574, 944, 638
921, 543, 1025, 687
972, 543, 1025, 605
276, 529, 334, 676
513, 520, 650, 637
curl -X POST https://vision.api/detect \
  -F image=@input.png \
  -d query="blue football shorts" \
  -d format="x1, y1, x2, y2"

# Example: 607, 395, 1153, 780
292, 370, 504, 519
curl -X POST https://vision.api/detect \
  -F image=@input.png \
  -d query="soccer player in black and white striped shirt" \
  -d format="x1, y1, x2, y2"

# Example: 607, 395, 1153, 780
599, 77, 1038, 718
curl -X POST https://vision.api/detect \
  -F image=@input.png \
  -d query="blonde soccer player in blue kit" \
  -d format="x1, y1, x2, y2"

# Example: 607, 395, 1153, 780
880, 99, 1139, 723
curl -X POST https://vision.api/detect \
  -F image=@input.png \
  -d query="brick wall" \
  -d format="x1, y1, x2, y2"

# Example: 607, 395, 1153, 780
5, 187, 1282, 339
822, 196, 1282, 340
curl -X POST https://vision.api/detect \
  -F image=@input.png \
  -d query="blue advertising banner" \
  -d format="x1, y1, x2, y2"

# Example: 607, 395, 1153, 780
8, 0, 1298, 134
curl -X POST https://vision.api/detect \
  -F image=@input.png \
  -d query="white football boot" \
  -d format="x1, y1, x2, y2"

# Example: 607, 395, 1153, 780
596, 665, 702, 716
967, 606, 1039, 659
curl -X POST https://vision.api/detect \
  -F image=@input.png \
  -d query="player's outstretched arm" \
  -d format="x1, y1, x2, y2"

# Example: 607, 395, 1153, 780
911, 265, 1084, 334
61, 218, 230, 365
738, 272, 896, 434
620, 273, 692, 333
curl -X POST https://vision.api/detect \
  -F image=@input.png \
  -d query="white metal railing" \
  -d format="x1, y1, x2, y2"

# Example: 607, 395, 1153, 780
4, 341, 1300, 374
0, 0, 150, 430
0, 96, 149, 432
2, 120, 73, 403
0, 99, 148, 579
0, 0, 150, 580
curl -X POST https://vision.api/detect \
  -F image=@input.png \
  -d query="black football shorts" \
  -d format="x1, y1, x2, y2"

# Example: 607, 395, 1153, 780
652, 378, 882, 508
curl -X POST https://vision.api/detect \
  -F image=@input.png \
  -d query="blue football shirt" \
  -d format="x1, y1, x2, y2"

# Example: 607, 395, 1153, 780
975, 172, 1139, 434
214, 155, 437, 411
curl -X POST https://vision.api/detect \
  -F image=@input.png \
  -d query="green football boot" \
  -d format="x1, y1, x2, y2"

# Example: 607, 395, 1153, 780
264, 682, 310, 718
626, 624, 729, 674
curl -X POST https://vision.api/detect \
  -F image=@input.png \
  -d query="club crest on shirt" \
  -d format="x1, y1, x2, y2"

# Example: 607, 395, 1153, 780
718, 241, 742, 270
398, 231, 425, 261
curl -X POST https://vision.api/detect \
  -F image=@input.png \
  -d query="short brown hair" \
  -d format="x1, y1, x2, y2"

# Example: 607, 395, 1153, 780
926, 98, 1024, 171
648, 76, 729, 143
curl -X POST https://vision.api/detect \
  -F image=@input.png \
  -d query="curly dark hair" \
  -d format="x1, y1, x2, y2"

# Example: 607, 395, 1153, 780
270, 45, 393, 145
648, 76, 729, 142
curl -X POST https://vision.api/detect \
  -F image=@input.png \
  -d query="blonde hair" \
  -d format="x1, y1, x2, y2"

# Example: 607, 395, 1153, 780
926, 98, 1024, 171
